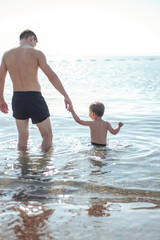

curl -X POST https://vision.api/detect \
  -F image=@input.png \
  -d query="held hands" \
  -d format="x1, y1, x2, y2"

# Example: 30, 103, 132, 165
0, 100, 8, 114
64, 96, 73, 112
118, 122, 123, 128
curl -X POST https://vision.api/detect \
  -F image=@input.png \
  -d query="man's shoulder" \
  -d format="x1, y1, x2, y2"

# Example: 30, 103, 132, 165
31, 49, 45, 58
3, 47, 18, 56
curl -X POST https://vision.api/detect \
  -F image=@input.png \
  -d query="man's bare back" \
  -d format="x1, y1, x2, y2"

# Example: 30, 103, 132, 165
4, 46, 41, 91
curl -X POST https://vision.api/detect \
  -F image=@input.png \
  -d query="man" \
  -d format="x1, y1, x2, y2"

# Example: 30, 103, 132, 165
0, 29, 72, 152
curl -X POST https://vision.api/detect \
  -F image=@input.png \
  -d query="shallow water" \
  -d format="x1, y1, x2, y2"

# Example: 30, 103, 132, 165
0, 56, 160, 239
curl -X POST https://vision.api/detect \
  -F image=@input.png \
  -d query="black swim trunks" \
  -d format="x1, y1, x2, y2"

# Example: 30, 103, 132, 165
91, 142, 106, 147
12, 91, 50, 124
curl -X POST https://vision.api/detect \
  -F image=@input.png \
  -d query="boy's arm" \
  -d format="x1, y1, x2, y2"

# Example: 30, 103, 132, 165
71, 109, 91, 126
107, 121, 123, 135
0, 55, 9, 114
37, 51, 72, 111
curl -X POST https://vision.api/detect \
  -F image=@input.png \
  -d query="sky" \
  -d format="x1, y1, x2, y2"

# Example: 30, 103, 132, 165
0, 0, 160, 57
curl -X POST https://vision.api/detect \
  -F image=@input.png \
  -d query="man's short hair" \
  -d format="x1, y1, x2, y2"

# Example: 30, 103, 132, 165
89, 102, 105, 117
19, 29, 38, 42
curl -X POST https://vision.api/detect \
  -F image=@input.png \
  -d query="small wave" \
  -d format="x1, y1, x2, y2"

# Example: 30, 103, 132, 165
1, 178, 160, 204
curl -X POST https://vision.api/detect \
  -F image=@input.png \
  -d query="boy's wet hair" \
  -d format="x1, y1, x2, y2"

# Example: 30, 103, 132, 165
89, 102, 105, 116
19, 29, 38, 42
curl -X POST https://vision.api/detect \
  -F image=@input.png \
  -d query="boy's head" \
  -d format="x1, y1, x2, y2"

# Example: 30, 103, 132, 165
19, 29, 38, 42
89, 102, 105, 117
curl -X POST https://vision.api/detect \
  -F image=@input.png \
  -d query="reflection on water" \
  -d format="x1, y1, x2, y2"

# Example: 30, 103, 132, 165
0, 201, 54, 240
88, 199, 111, 217
0, 144, 160, 239
14, 203, 54, 240
17, 148, 57, 182
0, 139, 160, 239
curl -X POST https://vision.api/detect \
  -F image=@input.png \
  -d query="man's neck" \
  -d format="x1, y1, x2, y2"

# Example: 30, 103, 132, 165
20, 40, 34, 48
20, 44, 33, 48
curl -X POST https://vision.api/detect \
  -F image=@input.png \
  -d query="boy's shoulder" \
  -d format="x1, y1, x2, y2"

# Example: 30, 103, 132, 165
92, 119, 109, 126
100, 119, 109, 124
100, 119, 111, 129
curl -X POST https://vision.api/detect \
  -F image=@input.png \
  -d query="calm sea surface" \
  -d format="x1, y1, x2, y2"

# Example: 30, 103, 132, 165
0, 56, 160, 239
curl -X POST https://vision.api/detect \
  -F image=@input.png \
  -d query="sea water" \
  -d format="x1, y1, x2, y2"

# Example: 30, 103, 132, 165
0, 56, 160, 240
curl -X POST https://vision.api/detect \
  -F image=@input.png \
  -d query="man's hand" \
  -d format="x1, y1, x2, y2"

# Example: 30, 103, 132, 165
64, 96, 73, 112
0, 100, 9, 113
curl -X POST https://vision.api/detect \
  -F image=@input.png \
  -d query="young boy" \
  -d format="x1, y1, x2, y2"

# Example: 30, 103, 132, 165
71, 102, 123, 146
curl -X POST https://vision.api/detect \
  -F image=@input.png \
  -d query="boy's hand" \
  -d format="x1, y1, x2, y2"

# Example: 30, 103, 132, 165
118, 122, 123, 127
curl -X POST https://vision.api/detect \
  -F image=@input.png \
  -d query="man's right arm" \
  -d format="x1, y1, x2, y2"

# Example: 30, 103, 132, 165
37, 50, 72, 111
0, 55, 9, 113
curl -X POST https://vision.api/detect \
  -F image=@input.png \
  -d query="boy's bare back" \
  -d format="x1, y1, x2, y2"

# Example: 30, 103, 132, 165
89, 119, 108, 145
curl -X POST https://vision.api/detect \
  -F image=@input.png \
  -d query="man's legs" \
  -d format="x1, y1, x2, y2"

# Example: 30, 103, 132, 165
16, 119, 29, 150
36, 117, 53, 152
